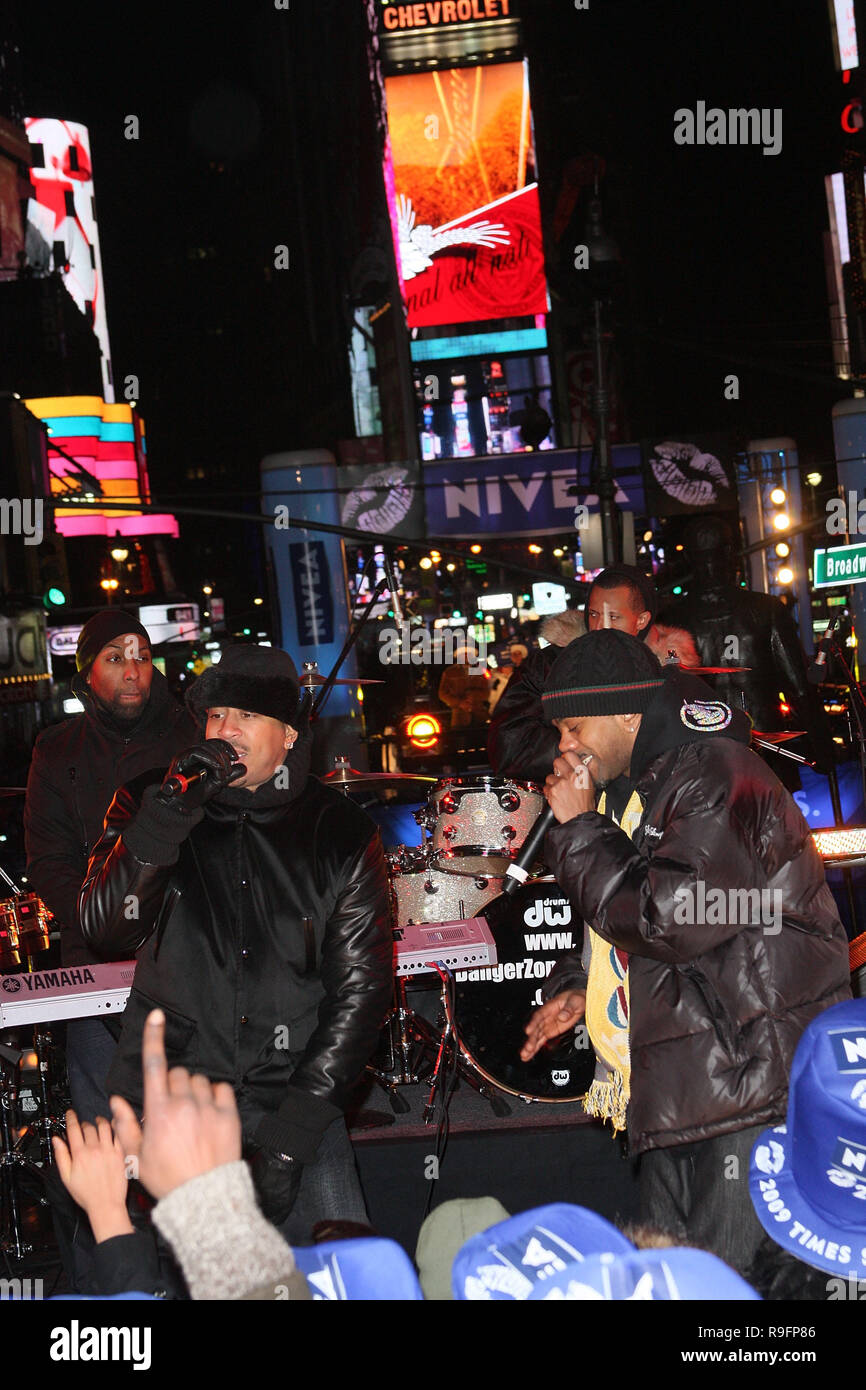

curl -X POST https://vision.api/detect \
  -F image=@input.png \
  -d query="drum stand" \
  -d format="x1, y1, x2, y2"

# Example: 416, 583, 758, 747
0, 1038, 46, 1262
422, 968, 512, 1121
366, 977, 443, 1112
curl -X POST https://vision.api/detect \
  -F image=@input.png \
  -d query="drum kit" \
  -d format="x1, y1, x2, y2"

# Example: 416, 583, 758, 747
324, 757, 595, 1115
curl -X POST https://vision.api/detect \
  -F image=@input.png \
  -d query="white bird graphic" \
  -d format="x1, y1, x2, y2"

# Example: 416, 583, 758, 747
396, 194, 511, 280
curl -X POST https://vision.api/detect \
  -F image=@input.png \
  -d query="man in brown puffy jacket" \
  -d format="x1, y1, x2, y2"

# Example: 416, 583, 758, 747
521, 630, 851, 1276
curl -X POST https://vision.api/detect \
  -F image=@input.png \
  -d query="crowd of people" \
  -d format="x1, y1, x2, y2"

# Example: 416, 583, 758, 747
19, 540, 861, 1298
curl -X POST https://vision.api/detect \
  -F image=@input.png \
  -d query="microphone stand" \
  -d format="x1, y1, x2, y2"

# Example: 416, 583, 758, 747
312, 563, 406, 720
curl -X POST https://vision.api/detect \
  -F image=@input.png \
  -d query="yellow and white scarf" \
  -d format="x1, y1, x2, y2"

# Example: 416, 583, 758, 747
582, 787, 643, 1133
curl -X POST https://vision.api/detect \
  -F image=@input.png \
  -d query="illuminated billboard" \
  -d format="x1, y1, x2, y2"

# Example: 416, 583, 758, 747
23, 395, 178, 539
379, 1, 515, 34
25, 119, 114, 401
384, 60, 547, 328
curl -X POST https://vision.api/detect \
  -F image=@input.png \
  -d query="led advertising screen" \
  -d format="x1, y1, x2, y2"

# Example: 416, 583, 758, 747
25, 119, 114, 401
23, 395, 178, 538
384, 60, 547, 328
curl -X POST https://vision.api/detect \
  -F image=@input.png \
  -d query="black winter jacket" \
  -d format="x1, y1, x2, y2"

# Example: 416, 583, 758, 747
78, 763, 393, 1163
543, 668, 851, 1154
24, 670, 196, 966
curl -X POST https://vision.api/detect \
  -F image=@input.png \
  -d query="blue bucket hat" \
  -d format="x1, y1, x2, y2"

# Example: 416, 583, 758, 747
749, 998, 866, 1279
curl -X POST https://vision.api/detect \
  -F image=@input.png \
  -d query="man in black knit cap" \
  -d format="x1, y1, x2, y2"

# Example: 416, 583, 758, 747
488, 562, 658, 785
25, 609, 195, 1122
79, 643, 392, 1241
521, 629, 850, 1274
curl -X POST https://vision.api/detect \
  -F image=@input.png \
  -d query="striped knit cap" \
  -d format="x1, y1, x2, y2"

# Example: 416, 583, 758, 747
542, 629, 664, 721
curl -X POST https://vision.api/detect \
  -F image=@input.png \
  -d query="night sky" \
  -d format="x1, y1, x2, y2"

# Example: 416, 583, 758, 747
10, 0, 849, 542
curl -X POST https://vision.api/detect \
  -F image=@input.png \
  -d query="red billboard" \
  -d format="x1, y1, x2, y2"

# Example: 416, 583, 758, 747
384, 60, 547, 328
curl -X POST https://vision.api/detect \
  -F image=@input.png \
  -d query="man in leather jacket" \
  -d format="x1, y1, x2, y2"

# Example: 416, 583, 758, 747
78, 645, 393, 1241
670, 516, 836, 786
24, 609, 196, 1122
522, 630, 850, 1274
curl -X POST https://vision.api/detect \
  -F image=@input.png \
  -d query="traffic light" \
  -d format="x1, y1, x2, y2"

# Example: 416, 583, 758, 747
39, 533, 70, 610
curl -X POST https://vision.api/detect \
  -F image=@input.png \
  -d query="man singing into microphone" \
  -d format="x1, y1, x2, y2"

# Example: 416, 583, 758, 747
521, 629, 850, 1274
79, 645, 393, 1242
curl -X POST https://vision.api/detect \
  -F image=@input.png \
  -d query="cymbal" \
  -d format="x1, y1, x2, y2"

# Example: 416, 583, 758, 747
686, 665, 753, 675
321, 764, 436, 789
751, 730, 806, 743
300, 672, 384, 688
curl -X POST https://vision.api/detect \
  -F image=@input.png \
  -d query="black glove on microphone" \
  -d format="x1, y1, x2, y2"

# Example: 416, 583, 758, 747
157, 739, 245, 811
121, 741, 245, 866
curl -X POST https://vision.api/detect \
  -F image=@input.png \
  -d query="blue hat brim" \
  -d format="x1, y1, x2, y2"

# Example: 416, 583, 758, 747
749, 1124, 866, 1279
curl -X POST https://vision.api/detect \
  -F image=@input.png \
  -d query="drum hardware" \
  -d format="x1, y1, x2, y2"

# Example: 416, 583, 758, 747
365, 975, 443, 1113
0, 866, 53, 969
0, 1035, 59, 1261
422, 965, 512, 1122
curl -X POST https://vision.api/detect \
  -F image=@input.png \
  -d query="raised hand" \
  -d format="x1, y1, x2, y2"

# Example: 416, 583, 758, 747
110, 1008, 242, 1200
52, 1112, 135, 1243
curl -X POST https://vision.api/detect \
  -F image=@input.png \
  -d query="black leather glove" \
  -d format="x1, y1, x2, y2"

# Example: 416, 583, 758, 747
157, 739, 245, 811
249, 1147, 303, 1225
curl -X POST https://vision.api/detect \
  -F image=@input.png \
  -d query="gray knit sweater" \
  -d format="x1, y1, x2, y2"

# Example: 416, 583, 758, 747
151, 1161, 310, 1301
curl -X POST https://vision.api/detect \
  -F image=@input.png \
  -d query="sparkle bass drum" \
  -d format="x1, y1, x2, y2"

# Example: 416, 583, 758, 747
446, 879, 594, 1102
423, 776, 545, 878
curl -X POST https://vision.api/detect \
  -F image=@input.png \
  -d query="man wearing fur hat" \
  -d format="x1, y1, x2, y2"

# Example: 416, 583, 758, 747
488, 562, 656, 785
79, 644, 393, 1240
24, 609, 196, 1123
521, 629, 850, 1273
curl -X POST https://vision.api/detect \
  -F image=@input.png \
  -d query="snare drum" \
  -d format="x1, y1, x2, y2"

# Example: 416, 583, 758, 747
386, 845, 502, 930
445, 879, 593, 1103
424, 776, 545, 878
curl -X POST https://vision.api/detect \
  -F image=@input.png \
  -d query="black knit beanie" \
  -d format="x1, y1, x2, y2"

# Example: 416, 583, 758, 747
583, 563, 658, 637
542, 630, 664, 721
186, 644, 303, 726
76, 609, 151, 675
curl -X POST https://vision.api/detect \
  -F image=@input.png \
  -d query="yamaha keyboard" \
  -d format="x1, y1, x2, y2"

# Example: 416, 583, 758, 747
0, 960, 136, 1026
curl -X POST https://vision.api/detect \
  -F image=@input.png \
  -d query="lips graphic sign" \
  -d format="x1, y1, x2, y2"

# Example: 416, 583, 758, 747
643, 435, 738, 516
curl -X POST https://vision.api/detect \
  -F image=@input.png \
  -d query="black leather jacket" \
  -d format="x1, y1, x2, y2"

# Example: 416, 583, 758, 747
78, 769, 393, 1163
674, 587, 835, 771
24, 670, 196, 966
543, 669, 851, 1154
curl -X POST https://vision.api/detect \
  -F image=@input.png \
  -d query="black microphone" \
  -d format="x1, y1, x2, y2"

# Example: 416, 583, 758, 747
502, 804, 557, 896
160, 768, 208, 798
807, 616, 841, 686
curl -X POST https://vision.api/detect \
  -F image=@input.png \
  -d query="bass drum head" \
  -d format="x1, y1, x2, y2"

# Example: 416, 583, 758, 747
448, 880, 594, 1102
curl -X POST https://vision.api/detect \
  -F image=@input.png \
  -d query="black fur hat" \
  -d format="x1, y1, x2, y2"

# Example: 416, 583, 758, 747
186, 645, 305, 726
